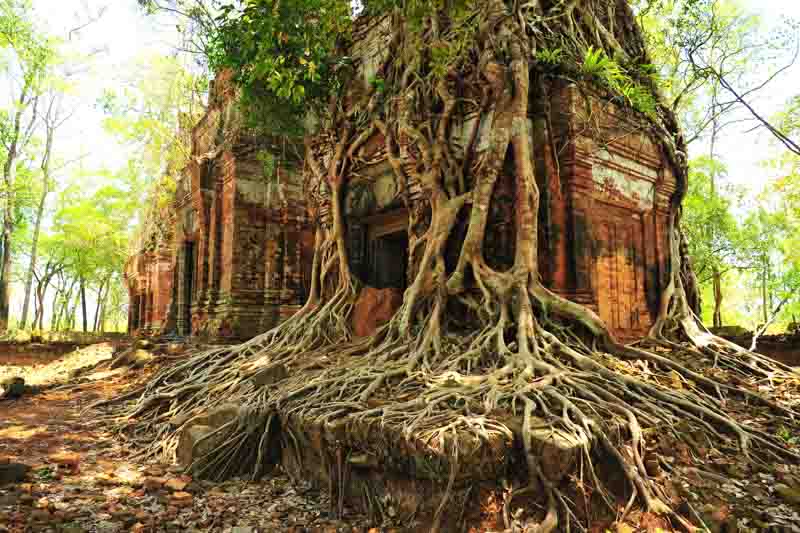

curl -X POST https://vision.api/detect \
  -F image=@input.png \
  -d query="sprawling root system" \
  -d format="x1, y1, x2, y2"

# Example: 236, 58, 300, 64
103, 1, 800, 530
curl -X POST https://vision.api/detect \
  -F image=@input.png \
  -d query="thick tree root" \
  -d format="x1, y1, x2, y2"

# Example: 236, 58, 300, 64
102, 288, 800, 530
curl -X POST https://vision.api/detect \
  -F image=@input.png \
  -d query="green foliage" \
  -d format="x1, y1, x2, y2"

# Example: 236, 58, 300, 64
579, 46, 658, 118
34, 466, 56, 481
208, 0, 356, 136
257, 150, 278, 183
0, 0, 56, 92
534, 47, 563, 67
142, 0, 482, 137
685, 149, 800, 331
100, 54, 206, 187
683, 156, 742, 279
633, 0, 788, 144
776, 424, 799, 445
50, 169, 137, 285
368, 75, 386, 94
581, 46, 623, 79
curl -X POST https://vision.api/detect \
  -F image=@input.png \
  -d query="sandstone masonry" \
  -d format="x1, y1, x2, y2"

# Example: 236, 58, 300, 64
125, 72, 313, 340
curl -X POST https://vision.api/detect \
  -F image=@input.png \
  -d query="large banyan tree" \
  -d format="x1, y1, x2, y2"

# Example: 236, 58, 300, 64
116, 0, 799, 530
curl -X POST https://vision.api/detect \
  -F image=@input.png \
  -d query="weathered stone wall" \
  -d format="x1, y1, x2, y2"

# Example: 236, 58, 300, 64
125, 71, 312, 341
125, 247, 174, 336
547, 84, 676, 339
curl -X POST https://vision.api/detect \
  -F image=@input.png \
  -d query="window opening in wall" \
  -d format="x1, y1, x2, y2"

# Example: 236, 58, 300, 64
182, 242, 195, 335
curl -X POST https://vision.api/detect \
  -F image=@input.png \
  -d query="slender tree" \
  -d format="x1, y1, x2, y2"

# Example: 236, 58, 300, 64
0, 0, 54, 330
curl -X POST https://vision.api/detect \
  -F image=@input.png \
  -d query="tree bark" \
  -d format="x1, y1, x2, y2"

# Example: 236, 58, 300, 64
761, 255, 769, 325
80, 278, 88, 332
712, 266, 723, 328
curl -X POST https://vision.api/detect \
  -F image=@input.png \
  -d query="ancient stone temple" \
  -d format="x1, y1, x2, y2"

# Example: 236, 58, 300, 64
129, 42, 674, 343
306, 17, 676, 341
125, 72, 313, 340
326, 83, 675, 341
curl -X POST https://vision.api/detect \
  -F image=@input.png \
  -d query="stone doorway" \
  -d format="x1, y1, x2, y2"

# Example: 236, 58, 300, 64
179, 242, 195, 336
366, 231, 408, 289
350, 209, 409, 290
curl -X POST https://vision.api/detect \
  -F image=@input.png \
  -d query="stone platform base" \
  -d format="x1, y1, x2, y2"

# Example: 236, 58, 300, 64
177, 397, 608, 531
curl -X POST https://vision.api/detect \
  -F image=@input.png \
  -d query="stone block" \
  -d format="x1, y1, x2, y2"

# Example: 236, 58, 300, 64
526, 419, 590, 482
0, 377, 25, 400
352, 287, 403, 337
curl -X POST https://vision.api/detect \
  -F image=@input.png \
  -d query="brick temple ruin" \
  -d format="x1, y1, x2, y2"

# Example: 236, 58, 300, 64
125, 72, 313, 340
127, 48, 675, 344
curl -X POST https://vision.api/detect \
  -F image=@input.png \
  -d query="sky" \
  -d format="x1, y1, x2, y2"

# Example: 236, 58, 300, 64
2, 0, 800, 328
28, 0, 185, 176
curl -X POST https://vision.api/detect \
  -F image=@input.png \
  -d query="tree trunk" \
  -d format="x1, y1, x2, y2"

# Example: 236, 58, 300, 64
712, 266, 723, 328
0, 86, 39, 332
761, 256, 769, 325
80, 278, 88, 332
98, 282, 110, 333
20, 121, 55, 329
0, 228, 12, 331
93, 277, 108, 332
58, 278, 77, 331
67, 290, 79, 331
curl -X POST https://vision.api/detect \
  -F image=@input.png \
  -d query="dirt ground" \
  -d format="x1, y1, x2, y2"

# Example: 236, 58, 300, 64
0, 343, 376, 533
2, 342, 800, 532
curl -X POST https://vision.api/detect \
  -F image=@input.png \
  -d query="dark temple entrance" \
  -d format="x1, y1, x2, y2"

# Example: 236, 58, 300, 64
179, 242, 195, 336
349, 210, 409, 290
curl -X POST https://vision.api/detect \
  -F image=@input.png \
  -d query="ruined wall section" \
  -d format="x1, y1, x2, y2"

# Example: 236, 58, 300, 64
124, 206, 176, 336
127, 69, 312, 340
547, 84, 676, 339
169, 71, 311, 340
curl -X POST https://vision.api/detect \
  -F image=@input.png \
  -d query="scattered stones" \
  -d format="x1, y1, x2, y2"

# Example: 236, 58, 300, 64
50, 452, 81, 475
142, 477, 166, 491
0, 462, 29, 486
177, 425, 216, 470
28, 508, 51, 522
95, 473, 121, 486
170, 491, 193, 508
0, 377, 25, 400
164, 477, 190, 492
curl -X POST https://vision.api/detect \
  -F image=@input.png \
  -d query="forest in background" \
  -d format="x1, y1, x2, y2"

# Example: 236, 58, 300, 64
0, 0, 799, 338
0, 0, 208, 335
